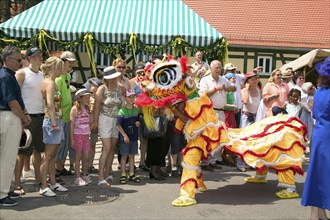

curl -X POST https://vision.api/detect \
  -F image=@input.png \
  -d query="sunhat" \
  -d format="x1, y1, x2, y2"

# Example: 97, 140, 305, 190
19, 129, 32, 149
244, 72, 258, 80
282, 70, 293, 79
103, 66, 121, 79
75, 88, 92, 99
224, 63, 237, 71
89, 78, 102, 87
315, 56, 330, 77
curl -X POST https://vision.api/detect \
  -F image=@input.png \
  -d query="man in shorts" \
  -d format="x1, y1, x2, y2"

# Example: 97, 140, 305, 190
14, 46, 44, 193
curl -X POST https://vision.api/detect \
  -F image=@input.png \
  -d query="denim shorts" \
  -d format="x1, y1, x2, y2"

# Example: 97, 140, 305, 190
119, 141, 138, 155
43, 118, 63, 145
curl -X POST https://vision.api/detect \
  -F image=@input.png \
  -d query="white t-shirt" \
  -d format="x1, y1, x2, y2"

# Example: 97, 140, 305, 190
234, 74, 244, 109
71, 71, 78, 83
21, 67, 44, 114
199, 74, 231, 109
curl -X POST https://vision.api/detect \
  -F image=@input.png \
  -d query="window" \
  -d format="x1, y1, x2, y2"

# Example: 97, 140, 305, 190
257, 56, 273, 75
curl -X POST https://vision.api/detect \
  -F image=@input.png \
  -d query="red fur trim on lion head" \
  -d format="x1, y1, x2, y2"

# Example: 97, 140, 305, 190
180, 56, 188, 74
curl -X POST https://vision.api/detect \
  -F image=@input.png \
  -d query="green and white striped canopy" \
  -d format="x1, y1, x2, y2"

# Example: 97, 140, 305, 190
0, 0, 223, 47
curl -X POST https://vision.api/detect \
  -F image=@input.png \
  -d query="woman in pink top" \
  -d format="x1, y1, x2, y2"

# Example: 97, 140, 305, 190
262, 69, 290, 117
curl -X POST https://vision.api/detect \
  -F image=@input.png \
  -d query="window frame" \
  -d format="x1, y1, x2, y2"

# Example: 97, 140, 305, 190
257, 56, 273, 75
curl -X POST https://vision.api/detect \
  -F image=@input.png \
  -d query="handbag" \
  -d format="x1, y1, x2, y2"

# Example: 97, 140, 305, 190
142, 115, 168, 138
247, 112, 255, 123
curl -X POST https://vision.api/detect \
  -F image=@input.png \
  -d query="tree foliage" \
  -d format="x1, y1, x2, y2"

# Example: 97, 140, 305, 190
1, 0, 43, 23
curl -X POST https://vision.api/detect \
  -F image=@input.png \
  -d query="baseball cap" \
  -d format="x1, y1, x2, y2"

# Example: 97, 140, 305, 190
125, 89, 136, 97
60, 51, 76, 61
224, 73, 235, 80
26, 47, 42, 57
135, 63, 145, 73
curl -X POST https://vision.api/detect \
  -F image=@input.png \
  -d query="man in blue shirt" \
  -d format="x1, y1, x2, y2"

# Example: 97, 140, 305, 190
0, 45, 31, 207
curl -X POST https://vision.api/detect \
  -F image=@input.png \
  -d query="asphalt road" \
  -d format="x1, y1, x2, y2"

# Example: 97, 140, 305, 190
1, 143, 327, 220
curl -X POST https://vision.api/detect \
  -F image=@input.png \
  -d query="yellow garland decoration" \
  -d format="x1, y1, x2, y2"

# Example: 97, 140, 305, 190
223, 38, 229, 64
0, 30, 228, 69
0, 38, 20, 44
129, 33, 137, 62
173, 36, 185, 56
83, 32, 97, 76
37, 29, 58, 56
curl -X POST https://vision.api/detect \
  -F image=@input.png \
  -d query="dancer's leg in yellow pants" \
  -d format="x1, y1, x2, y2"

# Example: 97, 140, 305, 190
244, 167, 268, 183
172, 147, 203, 207
277, 169, 295, 189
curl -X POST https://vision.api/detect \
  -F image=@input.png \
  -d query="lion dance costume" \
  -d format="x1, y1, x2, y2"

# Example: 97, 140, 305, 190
135, 56, 306, 207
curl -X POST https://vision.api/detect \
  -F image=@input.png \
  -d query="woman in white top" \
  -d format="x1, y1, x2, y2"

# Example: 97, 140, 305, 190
240, 72, 262, 128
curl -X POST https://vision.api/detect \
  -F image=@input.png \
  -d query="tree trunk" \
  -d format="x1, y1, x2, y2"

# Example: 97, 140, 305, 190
1, 0, 11, 23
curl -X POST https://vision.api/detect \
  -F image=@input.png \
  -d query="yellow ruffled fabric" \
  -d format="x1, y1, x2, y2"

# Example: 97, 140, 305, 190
176, 93, 306, 171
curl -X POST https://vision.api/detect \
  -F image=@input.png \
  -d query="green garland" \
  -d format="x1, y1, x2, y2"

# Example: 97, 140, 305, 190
0, 30, 228, 64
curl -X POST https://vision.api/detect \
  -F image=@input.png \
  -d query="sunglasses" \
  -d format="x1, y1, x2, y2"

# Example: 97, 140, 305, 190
117, 66, 126, 69
65, 79, 70, 89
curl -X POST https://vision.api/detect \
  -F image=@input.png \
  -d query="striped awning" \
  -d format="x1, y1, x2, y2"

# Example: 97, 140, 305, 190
0, 0, 223, 47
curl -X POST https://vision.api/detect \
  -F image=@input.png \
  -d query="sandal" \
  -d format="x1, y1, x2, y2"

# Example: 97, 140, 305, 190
275, 189, 299, 199
120, 175, 127, 184
98, 180, 110, 187
172, 196, 197, 207
129, 174, 140, 183
244, 176, 267, 184
13, 186, 25, 195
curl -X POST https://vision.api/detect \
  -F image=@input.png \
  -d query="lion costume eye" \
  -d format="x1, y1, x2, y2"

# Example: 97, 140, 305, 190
152, 64, 181, 88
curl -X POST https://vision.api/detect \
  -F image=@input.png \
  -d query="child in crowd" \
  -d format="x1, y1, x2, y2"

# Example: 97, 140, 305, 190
87, 79, 102, 174
224, 73, 239, 128
300, 82, 316, 147
284, 88, 303, 118
116, 90, 141, 184
70, 89, 93, 186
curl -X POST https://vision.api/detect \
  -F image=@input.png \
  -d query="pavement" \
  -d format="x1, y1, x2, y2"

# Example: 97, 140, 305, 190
0, 143, 327, 220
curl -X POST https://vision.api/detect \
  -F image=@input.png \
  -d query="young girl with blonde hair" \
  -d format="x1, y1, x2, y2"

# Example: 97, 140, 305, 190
70, 89, 93, 186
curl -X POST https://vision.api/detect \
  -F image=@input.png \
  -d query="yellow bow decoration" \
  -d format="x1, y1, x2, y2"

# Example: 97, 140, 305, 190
129, 33, 137, 62
37, 30, 53, 56
173, 36, 185, 57
222, 38, 229, 65
83, 33, 97, 77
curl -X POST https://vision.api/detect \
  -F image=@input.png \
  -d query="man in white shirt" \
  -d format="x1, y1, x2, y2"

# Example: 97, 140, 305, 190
200, 60, 236, 121
190, 51, 210, 88
199, 60, 236, 171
